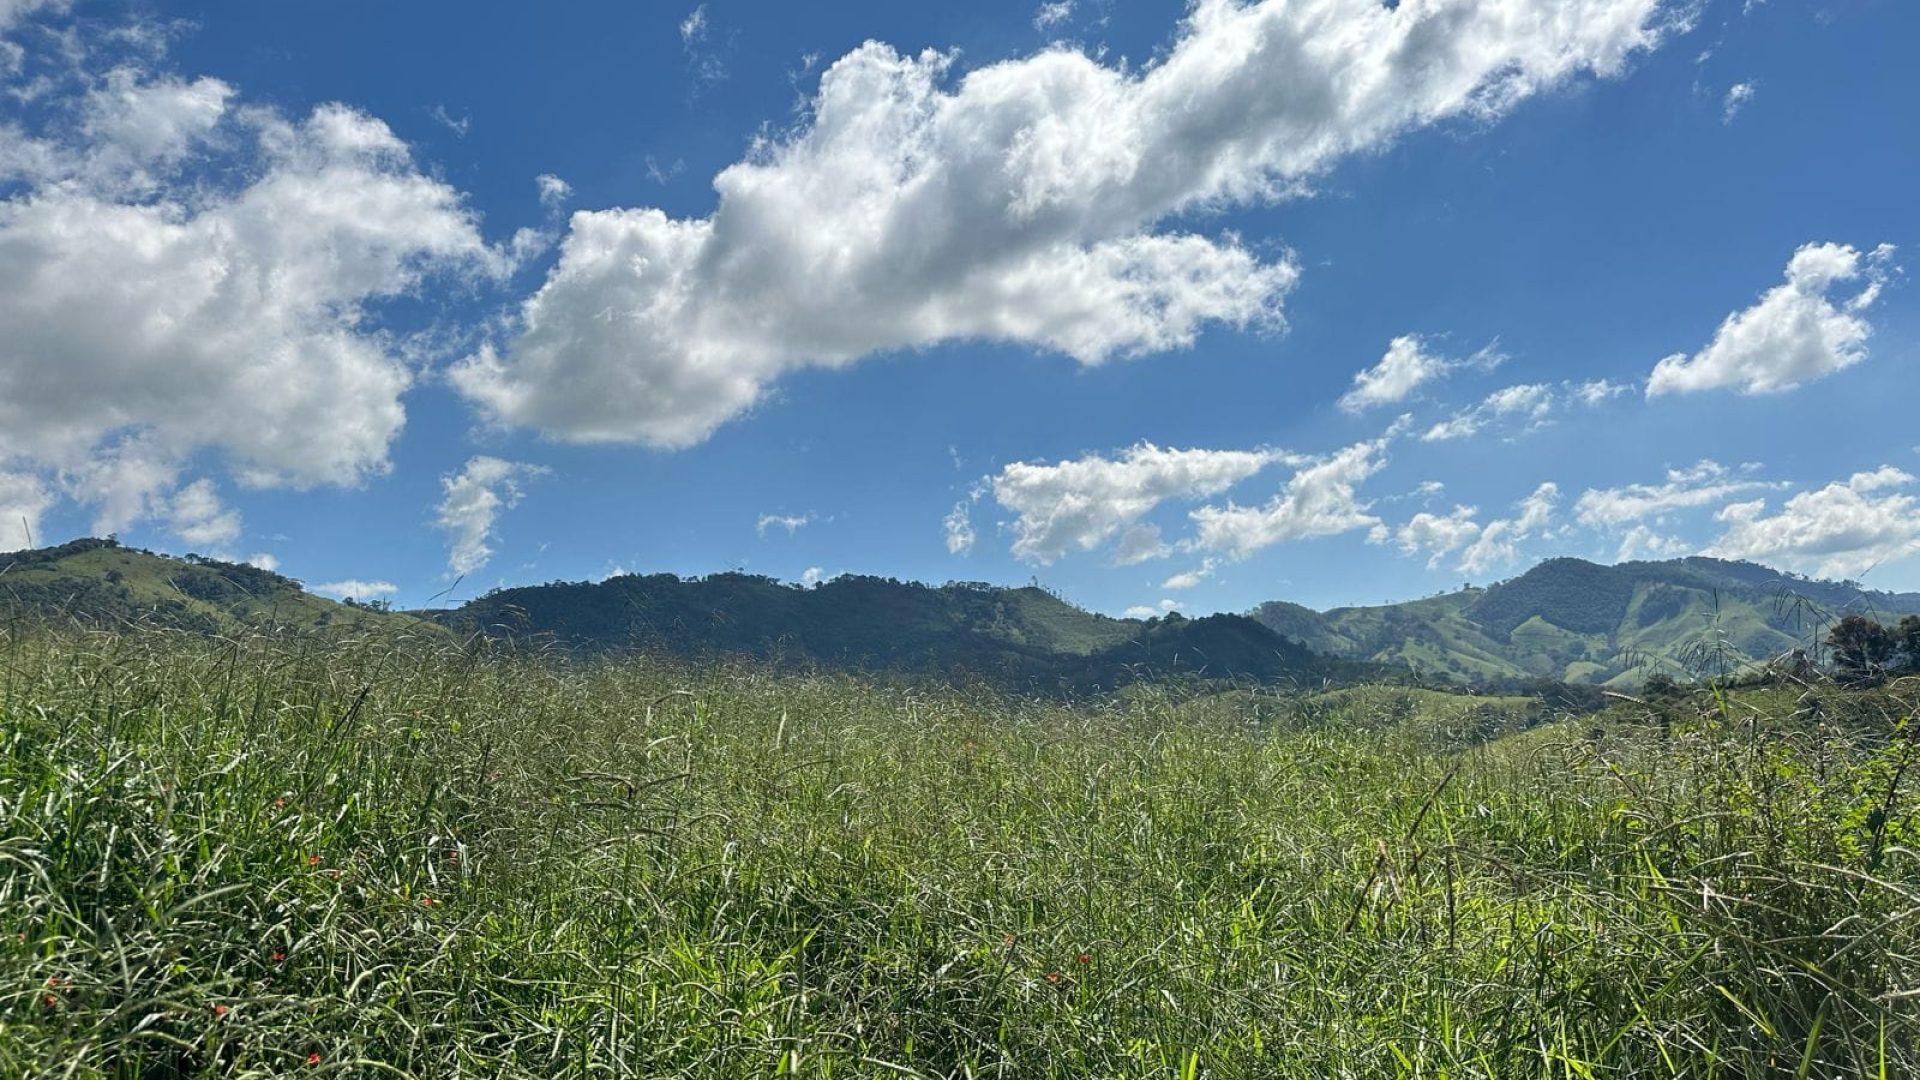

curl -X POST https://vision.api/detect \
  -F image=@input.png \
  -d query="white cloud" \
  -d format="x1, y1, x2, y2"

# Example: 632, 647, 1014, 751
1393, 505, 1483, 568
1721, 81, 1755, 123
1421, 382, 1555, 441
1647, 242, 1896, 396
459, 0, 1675, 448
756, 512, 813, 537
1033, 2, 1074, 31
801, 565, 825, 586
943, 499, 976, 555
1338, 335, 1500, 413
1458, 481, 1559, 573
1575, 459, 1779, 526
245, 552, 280, 572
1161, 558, 1217, 590
992, 443, 1286, 564
435, 457, 547, 576
1189, 438, 1389, 560
0, 470, 51, 551
679, 5, 707, 44
1705, 466, 1920, 579
166, 478, 241, 549
1571, 378, 1632, 405
1615, 524, 1689, 562
312, 579, 398, 602
1112, 522, 1170, 565
0, 59, 502, 538
536, 173, 573, 209
1123, 598, 1183, 619
1391, 482, 1559, 573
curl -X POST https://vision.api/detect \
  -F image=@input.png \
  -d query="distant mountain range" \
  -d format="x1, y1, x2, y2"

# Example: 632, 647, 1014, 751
7, 539, 1916, 692
1251, 556, 1920, 687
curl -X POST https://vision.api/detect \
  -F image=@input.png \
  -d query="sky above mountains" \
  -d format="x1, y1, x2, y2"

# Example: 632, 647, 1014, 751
0, 0, 1915, 616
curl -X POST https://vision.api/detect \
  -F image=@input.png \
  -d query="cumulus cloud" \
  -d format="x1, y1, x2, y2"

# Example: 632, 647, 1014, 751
1615, 524, 1689, 562
1574, 459, 1779, 527
0, 53, 503, 540
1189, 438, 1389, 560
1421, 383, 1555, 441
312, 579, 398, 602
166, 478, 242, 549
1647, 242, 1897, 396
1457, 482, 1559, 573
1704, 466, 1920, 579
756, 512, 812, 537
1112, 523, 1170, 565
459, 0, 1675, 448
0, 470, 51, 551
1123, 598, 1183, 620
435, 457, 547, 576
1721, 81, 1755, 123
991, 443, 1287, 564
801, 566, 825, 586
1390, 482, 1559, 573
1338, 335, 1500, 413
245, 552, 280, 572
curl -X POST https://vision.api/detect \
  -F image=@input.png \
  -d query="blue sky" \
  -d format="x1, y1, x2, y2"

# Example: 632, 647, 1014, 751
0, 0, 1915, 617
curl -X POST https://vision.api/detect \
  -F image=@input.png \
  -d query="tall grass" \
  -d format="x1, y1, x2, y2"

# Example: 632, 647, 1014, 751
2, 627, 1916, 1077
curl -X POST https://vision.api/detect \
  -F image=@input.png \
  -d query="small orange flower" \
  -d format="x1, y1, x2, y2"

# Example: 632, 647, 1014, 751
213, 1004, 229, 1017
420, 896, 435, 907
272, 951, 286, 963
307, 855, 321, 866
1077, 953, 1092, 964
307, 1053, 322, 1066
274, 798, 287, 808
1046, 972, 1062, 984
43, 993, 57, 1008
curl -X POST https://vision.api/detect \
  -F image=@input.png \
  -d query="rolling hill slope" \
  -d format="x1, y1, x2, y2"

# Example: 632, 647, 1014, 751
1251, 557, 1920, 687
0, 538, 433, 637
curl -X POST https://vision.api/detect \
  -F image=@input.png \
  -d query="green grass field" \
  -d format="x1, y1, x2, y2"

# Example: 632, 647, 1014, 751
3, 628, 1918, 1077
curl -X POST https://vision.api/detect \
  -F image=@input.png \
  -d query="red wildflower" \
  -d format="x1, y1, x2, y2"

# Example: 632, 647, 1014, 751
214, 1004, 229, 1017
1046, 972, 1062, 984
43, 993, 57, 1008
307, 1053, 322, 1066
1077, 953, 1092, 964
420, 896, 435, 907
307, 855, 321, 866
272, 951, 286, 963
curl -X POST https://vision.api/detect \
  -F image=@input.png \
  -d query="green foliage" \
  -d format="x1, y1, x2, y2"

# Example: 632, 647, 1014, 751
3, 629, 1919, 1076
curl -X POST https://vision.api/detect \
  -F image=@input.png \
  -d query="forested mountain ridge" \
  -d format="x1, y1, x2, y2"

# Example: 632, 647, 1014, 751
434, 570, 1385, 692
1251, 556, 1920, 687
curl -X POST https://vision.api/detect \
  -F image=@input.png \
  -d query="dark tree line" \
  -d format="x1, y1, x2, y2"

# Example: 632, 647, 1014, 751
1826, 614, 1920, 683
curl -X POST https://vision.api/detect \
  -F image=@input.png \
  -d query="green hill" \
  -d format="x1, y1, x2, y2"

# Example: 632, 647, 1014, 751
1251, 556, 1920, 687
435, 572, 1379, 693
0, 538, 432, 637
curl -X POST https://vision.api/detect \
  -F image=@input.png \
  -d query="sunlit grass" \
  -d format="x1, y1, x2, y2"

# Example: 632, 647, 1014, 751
2, 627, 1916, 1077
